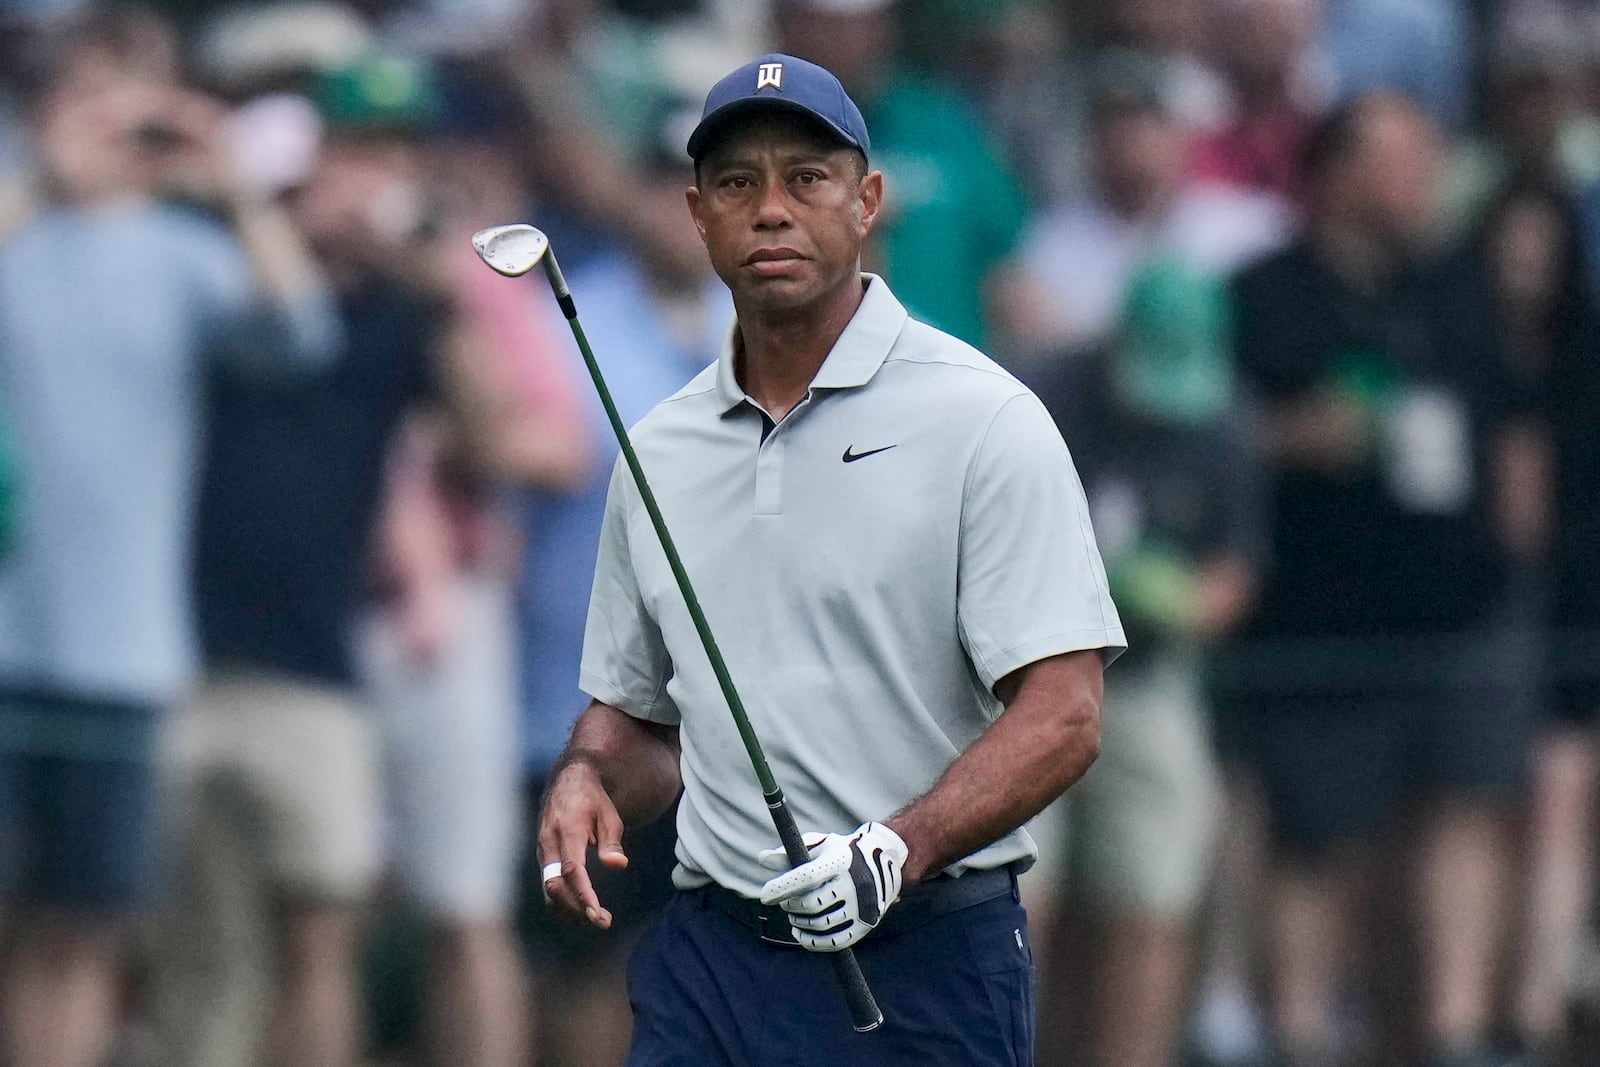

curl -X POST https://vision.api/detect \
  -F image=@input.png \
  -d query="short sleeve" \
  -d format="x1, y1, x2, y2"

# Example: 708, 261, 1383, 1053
186, 216, 254, 322
957, 393, 1127, 692
578, 459, 679, 724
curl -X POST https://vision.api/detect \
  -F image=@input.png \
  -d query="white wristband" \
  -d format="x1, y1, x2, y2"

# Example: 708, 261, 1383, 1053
541, 861, 564, 883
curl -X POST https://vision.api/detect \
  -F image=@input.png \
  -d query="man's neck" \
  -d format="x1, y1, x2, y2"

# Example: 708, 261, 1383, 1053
734, 275, 866, 420
1107, 184, 1174, 226
1310, 218, 1398, 292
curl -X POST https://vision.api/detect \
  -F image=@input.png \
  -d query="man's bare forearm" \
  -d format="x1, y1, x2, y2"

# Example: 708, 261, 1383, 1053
437, 324, 594, 491
228, 197, 329, 306
555, 700, 682, 826
887, 650, 1104, 884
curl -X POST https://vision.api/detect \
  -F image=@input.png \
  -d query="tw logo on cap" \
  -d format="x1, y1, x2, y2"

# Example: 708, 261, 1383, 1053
756, 62, 783, 90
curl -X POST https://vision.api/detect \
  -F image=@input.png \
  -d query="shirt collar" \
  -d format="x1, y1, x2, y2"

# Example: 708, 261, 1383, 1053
712, 273, 908, 415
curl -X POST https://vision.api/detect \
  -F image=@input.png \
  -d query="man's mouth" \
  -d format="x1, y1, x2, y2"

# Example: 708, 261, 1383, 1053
744, 247, 806, 274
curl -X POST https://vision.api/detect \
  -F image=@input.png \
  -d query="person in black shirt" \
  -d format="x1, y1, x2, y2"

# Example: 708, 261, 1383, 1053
1030, 256, 1263, 1067
155, 69, 440, 1067
1228, 93, 1542, 1067
1477, 179, 1600, 1063
195, 283, 435, 688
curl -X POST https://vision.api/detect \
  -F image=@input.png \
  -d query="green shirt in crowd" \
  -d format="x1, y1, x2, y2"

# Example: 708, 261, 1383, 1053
864, 72, 1029, 351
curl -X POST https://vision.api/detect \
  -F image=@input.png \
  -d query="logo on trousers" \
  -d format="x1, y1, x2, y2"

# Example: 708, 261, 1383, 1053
757, 63, 783, 90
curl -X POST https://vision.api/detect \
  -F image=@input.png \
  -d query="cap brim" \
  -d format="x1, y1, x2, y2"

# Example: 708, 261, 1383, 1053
687, 97, 863, 161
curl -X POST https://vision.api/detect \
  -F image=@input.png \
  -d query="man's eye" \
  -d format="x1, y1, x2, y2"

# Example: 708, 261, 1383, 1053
795, 171, 823, 185
723, 175, 752, 189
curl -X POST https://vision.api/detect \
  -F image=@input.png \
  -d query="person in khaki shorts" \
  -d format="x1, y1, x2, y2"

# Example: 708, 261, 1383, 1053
161, 676, 381, 1067
1028, 258, 1264, 1067
0, 13, 341, 1067
154, 55, 443, 1067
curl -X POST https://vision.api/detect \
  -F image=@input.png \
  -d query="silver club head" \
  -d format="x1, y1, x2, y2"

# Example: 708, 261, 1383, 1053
471, 224, 550, 277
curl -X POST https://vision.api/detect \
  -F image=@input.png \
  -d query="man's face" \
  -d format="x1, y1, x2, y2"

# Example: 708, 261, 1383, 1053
1348, 102, 1441, 240
687, 114, 882, 315
34, 68, 169, 202
292, 134, 425, 264
1094, 108, 1184, 216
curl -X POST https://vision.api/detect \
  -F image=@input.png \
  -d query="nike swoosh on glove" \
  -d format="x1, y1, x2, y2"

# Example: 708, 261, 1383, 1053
757, 821, 908, 952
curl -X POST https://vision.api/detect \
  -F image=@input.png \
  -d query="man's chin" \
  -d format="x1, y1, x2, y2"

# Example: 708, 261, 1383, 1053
734, 276, 823, 312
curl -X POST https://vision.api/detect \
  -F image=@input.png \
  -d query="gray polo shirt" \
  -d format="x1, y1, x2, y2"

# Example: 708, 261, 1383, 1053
580, 276, 1125, 897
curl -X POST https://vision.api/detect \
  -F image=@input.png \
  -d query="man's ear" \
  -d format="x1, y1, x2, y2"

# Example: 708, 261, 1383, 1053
685, 184, 708, 242
858, 170, 884, 236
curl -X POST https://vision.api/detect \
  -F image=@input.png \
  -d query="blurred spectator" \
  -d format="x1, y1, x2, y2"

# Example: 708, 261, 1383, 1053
1101, 0, 1232, 128
382, 0, 548, 57
1323, 0, 1473, 128
0, 8, 339, 1067
962, 4, 1083, 205
491, 0, 744, 279
1031, 257, 1262, 1067
1, 0, 178, 187
513, 144, 722, 1067
997, 75, 1289, 363
984, 0, 1230, 212
1445, 1, 1600, 241
499, 0, 701, 163
1540, 185, 1600, 1061
895, 0, 1041, 79
1227, 92, 1540, 1067
191, 2, 374, 99
775, 0, 1028, 350
155, 52, 446, 1067
1189, 0, 1326, 205
354, 63, 590, 1067
1476, 180, 1600, 1064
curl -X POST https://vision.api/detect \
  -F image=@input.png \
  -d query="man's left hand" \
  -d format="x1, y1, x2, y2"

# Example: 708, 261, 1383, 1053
757, 821, 908, 952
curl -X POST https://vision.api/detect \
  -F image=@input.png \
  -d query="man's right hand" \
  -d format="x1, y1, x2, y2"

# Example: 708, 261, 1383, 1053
537, 757, 629, 929
1265, 394, 1374, 472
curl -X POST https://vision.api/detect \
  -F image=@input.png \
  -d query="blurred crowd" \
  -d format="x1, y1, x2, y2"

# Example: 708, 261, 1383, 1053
0, 1, 1597, 1067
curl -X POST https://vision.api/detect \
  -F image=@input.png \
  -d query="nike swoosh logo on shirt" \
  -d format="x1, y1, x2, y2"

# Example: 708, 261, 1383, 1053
842, 445, 896, 463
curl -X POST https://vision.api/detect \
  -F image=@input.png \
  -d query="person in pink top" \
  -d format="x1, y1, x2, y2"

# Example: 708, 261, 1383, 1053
1188, 0, 1325, 206
358, 64, 592, 1067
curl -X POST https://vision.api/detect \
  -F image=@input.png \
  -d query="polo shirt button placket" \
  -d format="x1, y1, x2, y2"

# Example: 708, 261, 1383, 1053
753, 405, 797, 517
754, 432, 784, 516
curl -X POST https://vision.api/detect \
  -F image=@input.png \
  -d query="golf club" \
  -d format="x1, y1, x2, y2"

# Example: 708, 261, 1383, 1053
472, 223, 885, 1034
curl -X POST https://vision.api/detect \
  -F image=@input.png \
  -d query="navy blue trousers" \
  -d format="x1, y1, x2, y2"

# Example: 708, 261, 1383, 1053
624, 886, 1036, 1066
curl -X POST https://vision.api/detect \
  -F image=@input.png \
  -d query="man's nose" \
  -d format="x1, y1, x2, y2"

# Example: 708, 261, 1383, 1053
753, 180, 793, 228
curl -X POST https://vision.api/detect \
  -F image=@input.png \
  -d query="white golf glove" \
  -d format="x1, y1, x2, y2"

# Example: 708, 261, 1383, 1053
757, 821, 908, 952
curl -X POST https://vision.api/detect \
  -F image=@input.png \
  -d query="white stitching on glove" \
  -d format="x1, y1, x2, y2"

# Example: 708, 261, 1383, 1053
757, 821, 908, 952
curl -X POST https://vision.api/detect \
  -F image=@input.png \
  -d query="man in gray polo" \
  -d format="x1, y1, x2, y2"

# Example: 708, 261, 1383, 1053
537, 53, 1124, 1065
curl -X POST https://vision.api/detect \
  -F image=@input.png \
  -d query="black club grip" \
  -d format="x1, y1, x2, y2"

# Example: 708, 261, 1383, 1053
832, 947, 884, 1032
770, 791, 884, 1032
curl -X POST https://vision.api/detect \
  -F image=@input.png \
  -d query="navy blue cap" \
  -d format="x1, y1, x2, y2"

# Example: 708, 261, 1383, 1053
687, 53, 870, 162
